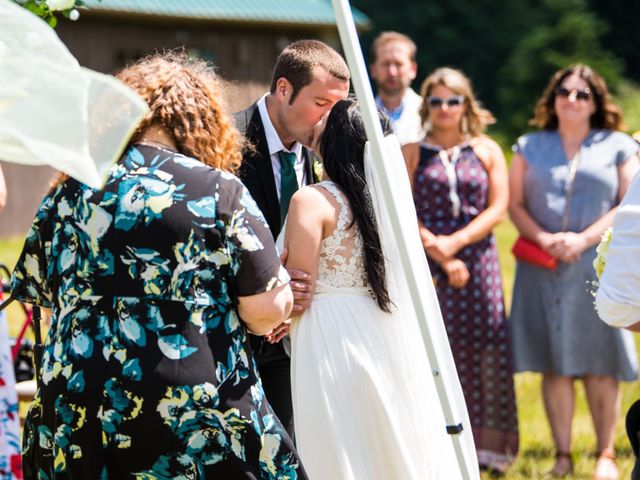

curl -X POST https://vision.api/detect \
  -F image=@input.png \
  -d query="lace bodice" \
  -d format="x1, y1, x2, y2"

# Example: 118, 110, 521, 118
315, 181, 368, 290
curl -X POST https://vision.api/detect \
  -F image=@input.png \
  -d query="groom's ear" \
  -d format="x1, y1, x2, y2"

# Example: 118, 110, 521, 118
274, 77, 293, 102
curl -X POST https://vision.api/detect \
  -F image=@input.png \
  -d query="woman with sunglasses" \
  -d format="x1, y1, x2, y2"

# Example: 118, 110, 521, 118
402, 67, 519, 474
509, 64, 639, 479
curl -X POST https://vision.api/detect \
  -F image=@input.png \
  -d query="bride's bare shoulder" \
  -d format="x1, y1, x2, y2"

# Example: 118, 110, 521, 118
289, 185, 334, 215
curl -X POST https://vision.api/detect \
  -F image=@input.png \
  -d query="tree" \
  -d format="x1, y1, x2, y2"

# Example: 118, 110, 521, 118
353, 0, 533, 111
586, 0, 640, 81
497, 0, 623, 136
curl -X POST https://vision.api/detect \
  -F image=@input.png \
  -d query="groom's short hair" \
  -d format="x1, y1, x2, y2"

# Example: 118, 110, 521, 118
270, 40, 350, 104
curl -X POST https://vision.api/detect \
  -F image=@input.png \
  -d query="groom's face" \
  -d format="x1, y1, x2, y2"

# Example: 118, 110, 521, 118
276, 67, 349, 148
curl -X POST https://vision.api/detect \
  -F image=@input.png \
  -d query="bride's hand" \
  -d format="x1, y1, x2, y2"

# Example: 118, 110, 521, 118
441, 258, 470, 288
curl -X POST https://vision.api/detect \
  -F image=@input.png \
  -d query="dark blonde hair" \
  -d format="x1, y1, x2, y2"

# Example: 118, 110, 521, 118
530, 64, 625, 131
117, 51, 243, 172
419, 67, 495, 137
370, 31, 417, 63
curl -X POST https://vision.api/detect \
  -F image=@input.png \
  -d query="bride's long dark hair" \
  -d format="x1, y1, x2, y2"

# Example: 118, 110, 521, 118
319, 98, 393, 313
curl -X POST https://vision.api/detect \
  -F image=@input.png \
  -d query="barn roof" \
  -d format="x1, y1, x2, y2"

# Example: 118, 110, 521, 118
80, 0, 370, 28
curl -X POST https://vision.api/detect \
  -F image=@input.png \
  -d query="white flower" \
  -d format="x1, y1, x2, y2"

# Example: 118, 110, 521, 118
45, 0, 75, 12
69, 9, 80, 21
593, 227, 613, 279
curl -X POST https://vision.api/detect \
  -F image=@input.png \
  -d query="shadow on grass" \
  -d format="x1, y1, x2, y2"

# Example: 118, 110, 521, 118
519, 444, 634, 459
519, 447, 555, 461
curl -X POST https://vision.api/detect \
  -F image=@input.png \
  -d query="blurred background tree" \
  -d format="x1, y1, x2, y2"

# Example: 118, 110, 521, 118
352, 0, 640, 141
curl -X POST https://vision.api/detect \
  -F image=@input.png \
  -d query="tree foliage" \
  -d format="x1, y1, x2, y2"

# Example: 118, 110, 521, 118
497, 0, 623, 135
586, 0, 640, 81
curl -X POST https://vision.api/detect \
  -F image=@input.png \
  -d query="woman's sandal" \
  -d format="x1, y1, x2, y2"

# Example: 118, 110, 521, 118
545, 451, 574, 478
594, 449, 619, 480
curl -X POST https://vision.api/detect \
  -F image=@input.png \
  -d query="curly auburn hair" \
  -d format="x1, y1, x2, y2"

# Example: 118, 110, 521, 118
419, 67, 495, 137
117, 51, 243, 172
530, 64, 625, 131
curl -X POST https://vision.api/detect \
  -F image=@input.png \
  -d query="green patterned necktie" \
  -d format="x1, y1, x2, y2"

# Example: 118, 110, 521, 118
278, 150, 299, 223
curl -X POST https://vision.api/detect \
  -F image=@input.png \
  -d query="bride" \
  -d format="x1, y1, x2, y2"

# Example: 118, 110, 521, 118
278, 98, 462, 479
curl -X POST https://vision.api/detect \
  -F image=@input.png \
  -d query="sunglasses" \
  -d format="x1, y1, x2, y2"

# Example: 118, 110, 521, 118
555, 86, 592, 101
426, 95, 465, 109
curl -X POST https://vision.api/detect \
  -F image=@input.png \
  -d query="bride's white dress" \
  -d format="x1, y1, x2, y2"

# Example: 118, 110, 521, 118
290, 180, 461, 479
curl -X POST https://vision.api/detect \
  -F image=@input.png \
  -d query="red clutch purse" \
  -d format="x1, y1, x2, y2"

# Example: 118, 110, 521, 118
511, 236, 557, 271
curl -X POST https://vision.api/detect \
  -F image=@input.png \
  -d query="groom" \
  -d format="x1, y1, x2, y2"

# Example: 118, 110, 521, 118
234, 39, 350, 437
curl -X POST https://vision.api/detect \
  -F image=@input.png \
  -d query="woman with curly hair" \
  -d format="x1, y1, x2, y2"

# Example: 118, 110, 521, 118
11, 52, 307, 479
402, 67, 519, 473
509, 64, 639, 479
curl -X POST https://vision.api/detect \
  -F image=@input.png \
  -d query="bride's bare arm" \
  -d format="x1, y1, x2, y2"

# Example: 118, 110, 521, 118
282, 187, 330, 316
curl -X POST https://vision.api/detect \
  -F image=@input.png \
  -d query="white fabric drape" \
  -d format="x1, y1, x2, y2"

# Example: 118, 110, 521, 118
365, 135, 478, 477
596, 173, 640, 328
0, 0, 148, 188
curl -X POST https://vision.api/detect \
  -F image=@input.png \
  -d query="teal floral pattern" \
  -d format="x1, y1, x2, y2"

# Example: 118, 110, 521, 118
12, 145, 304, 479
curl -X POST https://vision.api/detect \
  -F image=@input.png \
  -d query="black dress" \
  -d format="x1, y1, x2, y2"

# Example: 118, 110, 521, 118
11, 145, 307, 479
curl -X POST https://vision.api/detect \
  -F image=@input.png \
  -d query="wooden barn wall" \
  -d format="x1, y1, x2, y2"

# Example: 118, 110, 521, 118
0, 163, 56, 239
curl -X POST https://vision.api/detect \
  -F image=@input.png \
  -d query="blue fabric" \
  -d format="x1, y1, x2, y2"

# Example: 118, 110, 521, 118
510, 129, 639, 380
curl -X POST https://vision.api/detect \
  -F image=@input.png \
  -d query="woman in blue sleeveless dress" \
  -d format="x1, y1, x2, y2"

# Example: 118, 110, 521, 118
509, 64, 639, 479
403, 68, 519, 473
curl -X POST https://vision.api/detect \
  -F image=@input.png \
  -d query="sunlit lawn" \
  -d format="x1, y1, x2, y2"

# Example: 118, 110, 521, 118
0, 236, 30, 339
491, 221, 639, 479
2, 223, 639, 478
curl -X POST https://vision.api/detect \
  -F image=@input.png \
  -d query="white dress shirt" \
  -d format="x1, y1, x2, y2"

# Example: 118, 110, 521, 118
376, 88, 425, 146
257, 94, 307, 200
596, 173, 640, 328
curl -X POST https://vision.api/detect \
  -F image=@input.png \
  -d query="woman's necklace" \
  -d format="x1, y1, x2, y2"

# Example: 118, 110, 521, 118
427, 132, 471, 219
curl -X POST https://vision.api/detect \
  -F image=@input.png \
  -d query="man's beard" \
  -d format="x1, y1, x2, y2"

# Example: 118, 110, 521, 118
379, 81, 407, 97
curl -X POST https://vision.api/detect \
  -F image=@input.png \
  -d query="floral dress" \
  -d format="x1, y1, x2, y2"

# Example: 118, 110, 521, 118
412, 141, 519, 470
11, 145, 306, 479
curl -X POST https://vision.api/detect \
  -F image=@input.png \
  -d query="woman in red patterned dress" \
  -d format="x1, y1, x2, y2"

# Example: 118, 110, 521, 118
402, 67, 519, 473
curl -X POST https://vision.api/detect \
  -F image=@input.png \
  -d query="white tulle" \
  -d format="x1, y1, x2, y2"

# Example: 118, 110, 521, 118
366, 136, 478, 478
0, 0, 148, 188
289, 151, 469, 478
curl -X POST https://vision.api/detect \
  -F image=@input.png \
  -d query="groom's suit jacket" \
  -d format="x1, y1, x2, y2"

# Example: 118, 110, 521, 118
234, 100, 317, 438
234, 101, 317, 241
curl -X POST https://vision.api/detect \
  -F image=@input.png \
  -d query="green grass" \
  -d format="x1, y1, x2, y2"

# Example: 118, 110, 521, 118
617, 80, 640, 134
2, 226, 640, 478
0, 236, 28, 338
490, 221, 639, 479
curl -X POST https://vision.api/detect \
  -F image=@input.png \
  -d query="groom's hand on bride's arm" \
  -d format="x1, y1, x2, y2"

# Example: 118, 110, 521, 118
280, 248, 312, 315
288, 270, 312, 314
265, 320, 291, 344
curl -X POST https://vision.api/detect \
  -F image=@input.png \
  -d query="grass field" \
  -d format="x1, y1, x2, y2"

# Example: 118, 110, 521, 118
1, 224, 639, 478
491, 221, 639, 479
